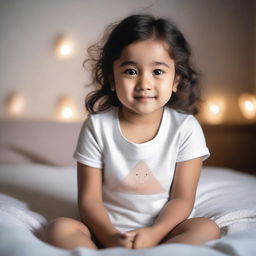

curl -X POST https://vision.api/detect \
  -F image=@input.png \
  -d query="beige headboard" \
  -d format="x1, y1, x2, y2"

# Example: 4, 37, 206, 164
0, 119, 255, 174
202, 124, 256, 175
0, 119, 81, 166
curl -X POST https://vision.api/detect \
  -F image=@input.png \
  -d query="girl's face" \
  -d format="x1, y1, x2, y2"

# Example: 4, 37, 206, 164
112, 38, 178, 117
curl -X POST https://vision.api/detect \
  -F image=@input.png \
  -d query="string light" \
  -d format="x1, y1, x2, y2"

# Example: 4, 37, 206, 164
202, 98, 226, 124
56, 95, 77, 121
238, 93, 256, 119
209, 104, 221, 115
4, 92, 26, 117
54, 35, 74, 59
4, 91, 255, 123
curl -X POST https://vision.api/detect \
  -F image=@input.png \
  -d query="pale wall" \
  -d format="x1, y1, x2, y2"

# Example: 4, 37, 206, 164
0, 0, 255, 123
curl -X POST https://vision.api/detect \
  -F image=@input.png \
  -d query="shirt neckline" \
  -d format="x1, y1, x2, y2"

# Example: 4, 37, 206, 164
114, 107, 167, 149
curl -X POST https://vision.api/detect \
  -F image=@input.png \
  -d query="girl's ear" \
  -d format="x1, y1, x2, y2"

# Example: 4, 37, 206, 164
173, 75, 180, 92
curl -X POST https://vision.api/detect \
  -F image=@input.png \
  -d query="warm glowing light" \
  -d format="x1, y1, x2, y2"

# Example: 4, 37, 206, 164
209, 104, 220, 115
238, 93, 256, 119
203, 98, 226, 124
60, 44, 72, 56
5, 92, 26, 116
62, 107, 73, 119
56, 96, 77, 121
54, 35, 74, 59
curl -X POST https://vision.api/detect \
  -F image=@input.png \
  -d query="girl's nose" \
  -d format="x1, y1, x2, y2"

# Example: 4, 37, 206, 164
135, 74, 152, 91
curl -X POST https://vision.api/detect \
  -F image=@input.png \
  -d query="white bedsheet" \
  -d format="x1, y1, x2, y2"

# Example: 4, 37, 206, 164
1, 214, 256, 256
0, 164, 256, 255
0, 194, 46, 232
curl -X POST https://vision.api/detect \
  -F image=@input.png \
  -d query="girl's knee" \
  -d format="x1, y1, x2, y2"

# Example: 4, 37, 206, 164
49, 217, 76, 232
197, 218, 221, 239
43, 217, 90, 240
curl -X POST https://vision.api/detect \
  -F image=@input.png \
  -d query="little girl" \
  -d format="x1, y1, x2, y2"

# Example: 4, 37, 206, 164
43, 14, 220, 250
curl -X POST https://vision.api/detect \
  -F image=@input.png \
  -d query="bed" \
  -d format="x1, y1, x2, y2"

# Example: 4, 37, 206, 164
0, 119, 256, 256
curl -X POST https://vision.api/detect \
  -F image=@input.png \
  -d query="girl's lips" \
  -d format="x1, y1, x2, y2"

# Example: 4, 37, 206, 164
134, 96, 156, 101
134, 95, 156, 99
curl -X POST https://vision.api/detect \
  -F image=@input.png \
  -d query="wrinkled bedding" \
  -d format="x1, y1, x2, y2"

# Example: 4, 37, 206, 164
1, 164, 256, 255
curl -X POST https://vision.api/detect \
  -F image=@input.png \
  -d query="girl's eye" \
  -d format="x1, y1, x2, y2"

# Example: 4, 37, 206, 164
153, 69, 165, 76
123, 69, 137, 76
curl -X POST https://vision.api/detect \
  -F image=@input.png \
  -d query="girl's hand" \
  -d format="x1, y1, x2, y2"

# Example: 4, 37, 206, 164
126, 227, 162, 249
106, 231, 136, 249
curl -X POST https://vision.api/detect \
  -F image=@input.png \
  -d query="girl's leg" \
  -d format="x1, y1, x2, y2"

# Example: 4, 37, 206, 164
41, 217, 98, 250
162, 217, 221, 245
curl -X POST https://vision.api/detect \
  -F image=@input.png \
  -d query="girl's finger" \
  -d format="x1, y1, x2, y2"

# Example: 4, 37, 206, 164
125, 231, 136, 237
133, 236, 141, 249
120, 232, 136, 238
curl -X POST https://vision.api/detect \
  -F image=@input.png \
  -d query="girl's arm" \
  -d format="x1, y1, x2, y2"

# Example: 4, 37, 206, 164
77, 162, 134, 248
151, 157, 203, 240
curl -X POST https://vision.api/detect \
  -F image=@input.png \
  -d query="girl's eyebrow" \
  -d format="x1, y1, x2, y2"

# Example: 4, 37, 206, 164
119, 61, 136, 67
119, 61, 170, 68
153, 61, 170, 68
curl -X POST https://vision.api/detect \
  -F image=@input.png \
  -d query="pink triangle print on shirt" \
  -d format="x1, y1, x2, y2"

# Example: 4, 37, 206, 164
114, 160, 166, 194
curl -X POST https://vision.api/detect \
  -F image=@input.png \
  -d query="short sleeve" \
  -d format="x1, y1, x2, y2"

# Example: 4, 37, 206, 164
73, 116, 103, 168
176, 116, 210, 162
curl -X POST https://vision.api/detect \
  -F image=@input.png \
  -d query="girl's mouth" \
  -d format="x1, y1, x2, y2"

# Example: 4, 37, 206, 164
134, 95, 156, 99
134, 96, 156, 102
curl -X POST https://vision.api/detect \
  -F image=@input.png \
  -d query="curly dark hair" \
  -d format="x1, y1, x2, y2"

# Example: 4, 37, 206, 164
84, 14, 201, 115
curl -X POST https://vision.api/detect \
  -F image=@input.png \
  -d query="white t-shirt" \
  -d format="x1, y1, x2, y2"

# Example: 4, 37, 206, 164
74, 107, 209, 232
